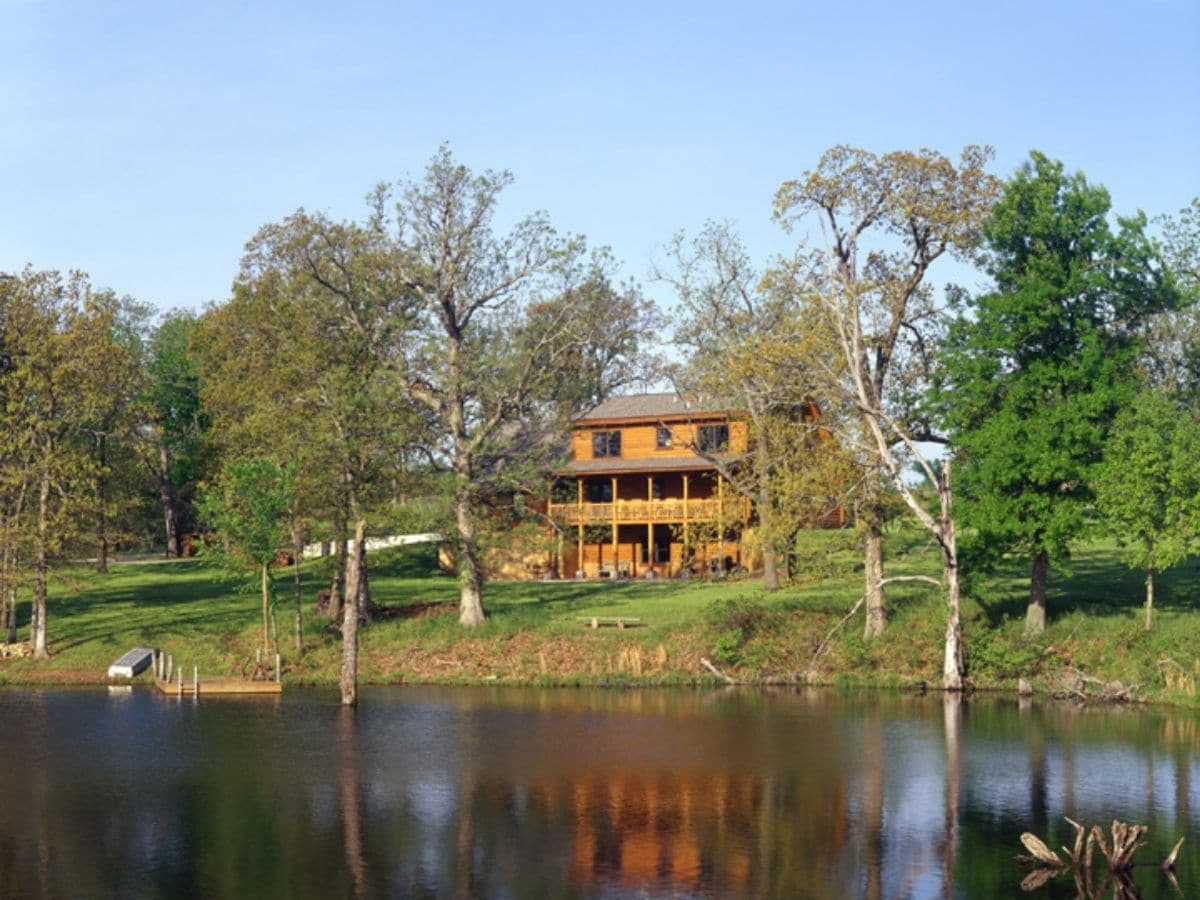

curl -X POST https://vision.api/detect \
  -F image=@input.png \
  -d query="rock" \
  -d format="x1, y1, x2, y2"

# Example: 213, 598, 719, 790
0, 642, 33, 659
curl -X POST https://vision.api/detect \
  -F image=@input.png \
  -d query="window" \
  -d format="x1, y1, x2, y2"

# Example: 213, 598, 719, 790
656, 426, 672, 449
587, 480, 613, 502
592, 430, 621, 458
654, 538, 671, 563
698, 424, 730, 452
651, 477, 664, 500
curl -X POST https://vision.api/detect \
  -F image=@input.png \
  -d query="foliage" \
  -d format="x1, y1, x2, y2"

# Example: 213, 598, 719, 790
1094, 389, 1200, 626
199, 457, 296, 653
937, 153, 1181, 616
663, 221, 857, 589
139, 311, 210, 548
0, 269, 146, 655
773, 144, 999, 657
200, 458, 297, 572
1142, 197, 1200, 401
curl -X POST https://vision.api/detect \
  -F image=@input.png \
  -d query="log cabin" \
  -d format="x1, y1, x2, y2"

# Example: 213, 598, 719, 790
548, 393, 751, 578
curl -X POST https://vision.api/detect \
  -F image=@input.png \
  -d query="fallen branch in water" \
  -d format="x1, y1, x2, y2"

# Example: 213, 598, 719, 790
1018, 818, 1184, 893
1051, 668, 1144, 704
699, 656, 739, 685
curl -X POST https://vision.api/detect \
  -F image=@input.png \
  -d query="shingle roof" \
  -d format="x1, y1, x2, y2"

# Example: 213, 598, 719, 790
575, 392, 731, 422
553, 455, 720, 476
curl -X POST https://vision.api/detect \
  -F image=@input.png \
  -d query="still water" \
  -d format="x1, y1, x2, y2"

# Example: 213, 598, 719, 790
0, 686, 1195, 899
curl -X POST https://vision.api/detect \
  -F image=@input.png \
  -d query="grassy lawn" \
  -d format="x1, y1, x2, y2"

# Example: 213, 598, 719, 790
2, 528, 1197, 706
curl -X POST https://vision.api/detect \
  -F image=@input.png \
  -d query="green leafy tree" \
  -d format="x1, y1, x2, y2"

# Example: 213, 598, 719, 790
937, 152, 1180, 632
1094, 390, 1200, 630
140, 312, 208, 557
199, 222, 410, 702
0, 270, 143, 657
661, 221, 856, 590
199, 458, 296, 658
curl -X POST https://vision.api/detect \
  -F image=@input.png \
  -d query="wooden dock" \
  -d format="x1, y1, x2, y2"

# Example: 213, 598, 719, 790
153, 675, 281, 696
150, 648, 282, 697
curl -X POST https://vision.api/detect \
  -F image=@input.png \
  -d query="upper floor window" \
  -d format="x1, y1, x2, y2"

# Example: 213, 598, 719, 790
592, 430, 621, 458
698, 424, 730, 452
656, 426, 672, 449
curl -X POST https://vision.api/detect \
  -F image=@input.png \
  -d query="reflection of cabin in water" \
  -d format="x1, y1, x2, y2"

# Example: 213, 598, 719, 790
549, 393, 751, 579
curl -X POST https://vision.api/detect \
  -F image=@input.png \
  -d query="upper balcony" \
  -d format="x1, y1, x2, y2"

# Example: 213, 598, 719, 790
549, 496, 750, 526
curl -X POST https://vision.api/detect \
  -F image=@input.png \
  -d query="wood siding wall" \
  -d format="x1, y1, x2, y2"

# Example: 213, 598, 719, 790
572, 419, 748, 462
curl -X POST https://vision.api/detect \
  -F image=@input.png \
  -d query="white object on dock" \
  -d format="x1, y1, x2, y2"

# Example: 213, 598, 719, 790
107, 647, 156, 679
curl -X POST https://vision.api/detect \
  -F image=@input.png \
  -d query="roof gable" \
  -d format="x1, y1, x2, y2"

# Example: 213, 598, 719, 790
575, 392, 731, 423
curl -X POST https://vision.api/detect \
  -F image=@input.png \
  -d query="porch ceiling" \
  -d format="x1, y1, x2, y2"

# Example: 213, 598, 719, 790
553, 455, 724, 476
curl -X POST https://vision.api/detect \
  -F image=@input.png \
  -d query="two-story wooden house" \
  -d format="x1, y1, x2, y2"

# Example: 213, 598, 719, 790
548, 393, 751, 578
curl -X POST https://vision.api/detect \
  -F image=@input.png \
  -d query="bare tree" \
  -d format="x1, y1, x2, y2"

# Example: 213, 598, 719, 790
774, 145, 997, 654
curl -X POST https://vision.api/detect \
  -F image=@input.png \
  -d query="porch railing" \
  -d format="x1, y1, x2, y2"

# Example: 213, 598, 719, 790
549, 497, 749, 526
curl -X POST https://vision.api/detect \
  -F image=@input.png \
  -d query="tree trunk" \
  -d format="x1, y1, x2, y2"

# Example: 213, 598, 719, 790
292, 521, 305, 655
261, 562, 271, 657
455, 484, 486, 627
1026, 551, 1049, 633
756, 442, 779, 591
762, 549, 780, 591
5, 590, 15, 645
95, 433, 108, 574
340, 518, 366, 707
939, 463, 964, 691
32, 466, 50, 659
157, 443, 180, 558
330, 512, 348, 622
1144, 566, 1154, 632
862, 480, 886, 639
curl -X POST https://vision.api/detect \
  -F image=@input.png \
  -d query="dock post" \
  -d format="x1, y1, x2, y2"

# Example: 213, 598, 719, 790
167, 655, 173, 681
275, 653, 281, 683
177, 668, 183, 697
193, 666, 198, 697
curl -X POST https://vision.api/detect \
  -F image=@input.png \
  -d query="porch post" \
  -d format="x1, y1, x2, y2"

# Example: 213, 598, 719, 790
646, 475, 654, 576
610, 476, 619, 573
683, 474, 690, 571
576, 477, 584, 577
717, 473, 725, 573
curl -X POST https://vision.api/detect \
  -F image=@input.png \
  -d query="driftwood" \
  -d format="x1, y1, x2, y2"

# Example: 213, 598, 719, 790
1019, 818, 1184, 894
699, 656, 739, 685
1051, 667, 1144, 704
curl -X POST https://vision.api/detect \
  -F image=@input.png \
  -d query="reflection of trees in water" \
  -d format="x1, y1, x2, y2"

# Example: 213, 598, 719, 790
2, 691, 1198, 898
943, 694, 962, 900
336, 708, 366, 899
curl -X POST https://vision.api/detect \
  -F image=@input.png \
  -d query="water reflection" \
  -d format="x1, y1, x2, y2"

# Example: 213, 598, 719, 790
0, 687, 1194, 899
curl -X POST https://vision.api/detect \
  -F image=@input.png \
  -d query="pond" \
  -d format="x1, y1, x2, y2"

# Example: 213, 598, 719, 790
0, 686, 1194, 898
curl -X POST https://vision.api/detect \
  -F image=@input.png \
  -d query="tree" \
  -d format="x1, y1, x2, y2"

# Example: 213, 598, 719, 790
1142, 198, 1200, 401
363, 146, 656, 626
140, 312, 208, 558
937, 152, 1180, 632
0, 270, 141, 657
199, 220, 409, 704
661, 222, 854, 589
199, 457, 296, 659
1094, 390, 1200, 630
774, 145, 999, 655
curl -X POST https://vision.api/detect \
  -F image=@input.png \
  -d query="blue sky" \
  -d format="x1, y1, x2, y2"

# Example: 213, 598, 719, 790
3, 0, 1197, 315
